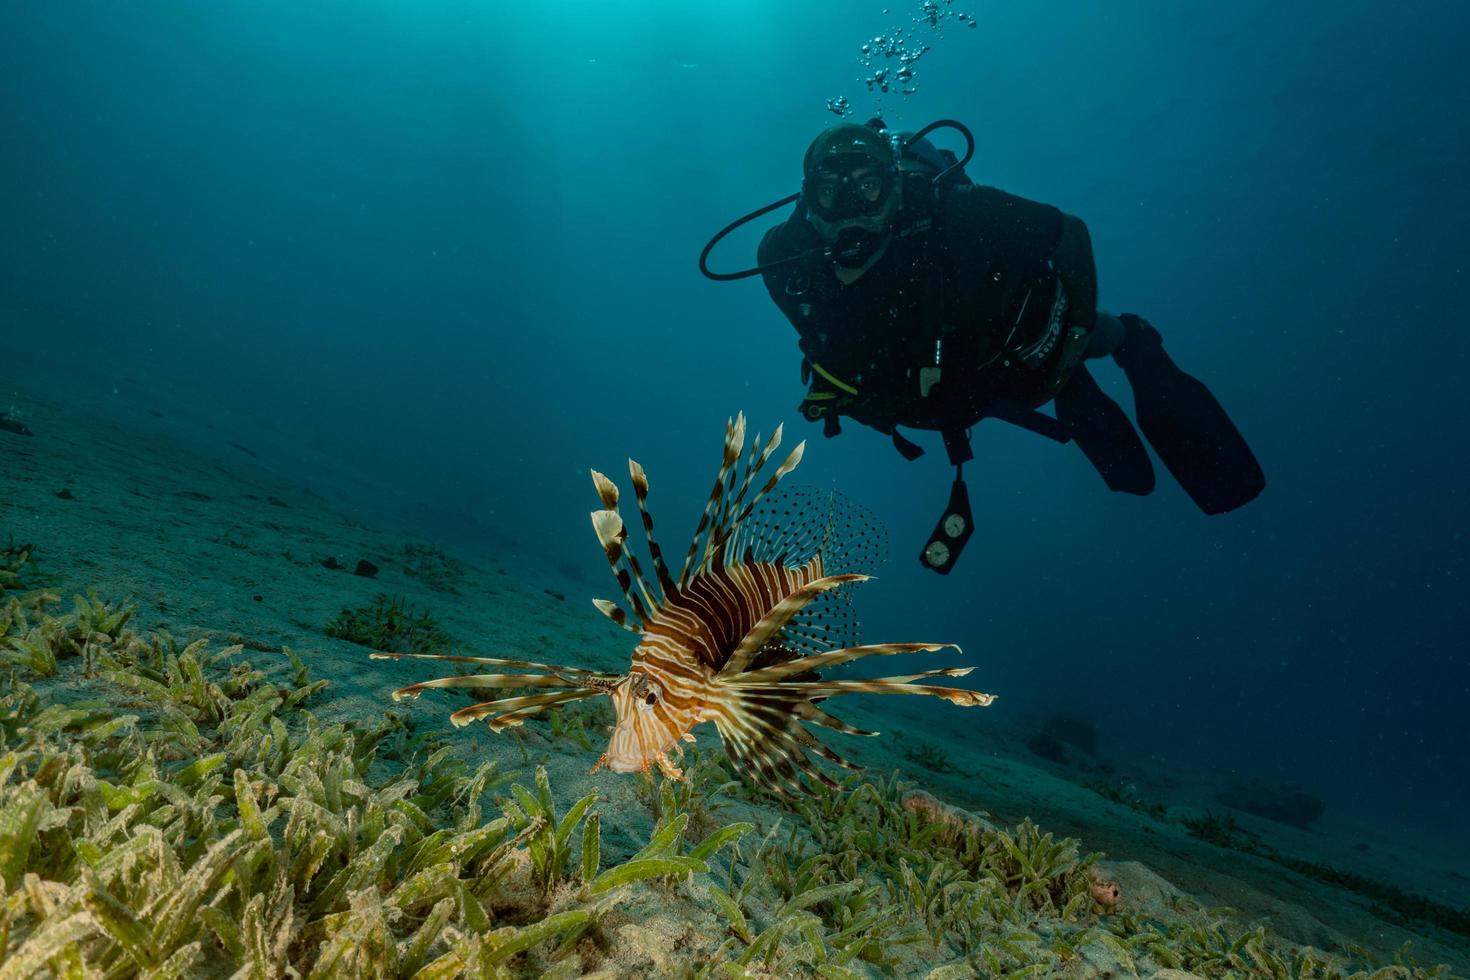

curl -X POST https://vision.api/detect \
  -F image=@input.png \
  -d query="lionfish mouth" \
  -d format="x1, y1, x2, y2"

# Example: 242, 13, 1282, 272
595, 747, 683, 779
373, 412, 995, 796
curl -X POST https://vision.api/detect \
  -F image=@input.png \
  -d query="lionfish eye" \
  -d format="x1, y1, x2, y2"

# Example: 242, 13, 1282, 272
644, 691, 658, 706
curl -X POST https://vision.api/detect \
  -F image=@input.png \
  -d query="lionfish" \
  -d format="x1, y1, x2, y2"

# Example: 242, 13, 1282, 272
372, 414, 994, 795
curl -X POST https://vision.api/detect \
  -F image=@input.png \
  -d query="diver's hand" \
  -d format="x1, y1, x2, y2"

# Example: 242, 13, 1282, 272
797, 358, 860, 423
799, 388, 849, 422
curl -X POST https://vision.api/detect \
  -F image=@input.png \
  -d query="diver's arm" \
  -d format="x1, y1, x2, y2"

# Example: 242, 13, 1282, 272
758, 217, 823, 334
1051, 213, 1098, 329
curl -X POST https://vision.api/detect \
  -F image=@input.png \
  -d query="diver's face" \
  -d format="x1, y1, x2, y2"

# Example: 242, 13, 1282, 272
811, 165, 888, 220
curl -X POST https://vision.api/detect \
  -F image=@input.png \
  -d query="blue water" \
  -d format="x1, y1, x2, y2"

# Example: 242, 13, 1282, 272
3, 0, 1466, 847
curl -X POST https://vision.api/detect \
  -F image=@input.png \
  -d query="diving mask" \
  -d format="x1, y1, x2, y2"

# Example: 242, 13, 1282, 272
802, 157, 900, 267
805, 160, 896, 224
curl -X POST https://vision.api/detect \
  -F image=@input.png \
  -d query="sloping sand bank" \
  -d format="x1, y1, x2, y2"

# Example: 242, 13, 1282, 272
2, 379, 1465, 977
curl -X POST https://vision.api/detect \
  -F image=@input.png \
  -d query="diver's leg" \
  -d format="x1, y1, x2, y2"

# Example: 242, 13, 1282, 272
1054, 361, 1155, 495
1111, 314, 1265, 514
1053, 311, 1153, 493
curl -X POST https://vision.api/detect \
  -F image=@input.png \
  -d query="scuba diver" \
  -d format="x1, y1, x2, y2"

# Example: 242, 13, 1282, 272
699, 118, 1264, 573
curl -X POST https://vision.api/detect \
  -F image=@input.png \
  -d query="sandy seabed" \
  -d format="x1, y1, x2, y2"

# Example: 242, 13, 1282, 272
1, 376, 1466, 978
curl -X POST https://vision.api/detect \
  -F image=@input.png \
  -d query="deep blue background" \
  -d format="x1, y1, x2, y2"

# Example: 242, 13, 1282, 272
2, 1, 1466, 844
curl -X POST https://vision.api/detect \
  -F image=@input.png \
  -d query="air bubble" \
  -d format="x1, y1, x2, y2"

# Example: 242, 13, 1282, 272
840, 1, 975, 106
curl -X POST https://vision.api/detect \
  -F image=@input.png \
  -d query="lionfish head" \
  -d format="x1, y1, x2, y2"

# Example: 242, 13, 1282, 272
600, 669, 704, 774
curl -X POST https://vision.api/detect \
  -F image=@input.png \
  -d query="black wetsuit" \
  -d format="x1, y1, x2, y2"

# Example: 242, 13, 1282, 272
757, 184, 1096, 444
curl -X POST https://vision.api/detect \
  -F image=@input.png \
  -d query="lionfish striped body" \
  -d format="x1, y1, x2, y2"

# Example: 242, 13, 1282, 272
374, 413, 995, 795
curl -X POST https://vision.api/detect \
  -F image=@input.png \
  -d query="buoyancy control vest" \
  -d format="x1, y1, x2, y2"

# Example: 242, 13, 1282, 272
755, 132, 1093, 573
701, 119, 1093, 573
758, 143, 1089, 460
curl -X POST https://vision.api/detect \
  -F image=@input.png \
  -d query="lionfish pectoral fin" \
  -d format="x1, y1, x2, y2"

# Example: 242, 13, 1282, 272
707, 682, 843, 797
741, 673, 996, 707
793, 700, 876, 737
721, 573, 870, 677
704, 640, 993, 795
447, 688, 607, 729
736, 642, 962, 683
370, 650, 619, 684
388, 673, 586, 704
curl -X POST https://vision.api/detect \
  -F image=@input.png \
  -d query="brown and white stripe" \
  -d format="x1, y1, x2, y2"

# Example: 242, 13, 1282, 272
373, 412, 995, 796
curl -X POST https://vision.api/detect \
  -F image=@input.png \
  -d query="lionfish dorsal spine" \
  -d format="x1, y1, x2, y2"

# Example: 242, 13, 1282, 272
591, 468, 620, 510
590, 504, 653, 629
628, 459, 678, 604
706, 426, 786, 561
704, 432, 756, 573
678, 414, 748, 587
719, 427, 767, 531
591, 467, 662, 613
676, 415, 809, 585
592, 597, 637, 632
719, 436, 804, 562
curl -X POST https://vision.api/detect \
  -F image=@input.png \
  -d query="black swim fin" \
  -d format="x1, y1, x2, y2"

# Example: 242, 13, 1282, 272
1112, 315, 1265, 514
1054, 364, 1155, 496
